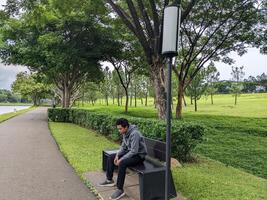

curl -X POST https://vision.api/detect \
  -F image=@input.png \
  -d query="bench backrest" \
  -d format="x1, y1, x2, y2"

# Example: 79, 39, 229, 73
144, 137, 166, 162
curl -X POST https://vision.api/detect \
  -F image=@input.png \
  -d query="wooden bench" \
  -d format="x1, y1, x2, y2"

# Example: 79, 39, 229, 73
102, 137, 177, 200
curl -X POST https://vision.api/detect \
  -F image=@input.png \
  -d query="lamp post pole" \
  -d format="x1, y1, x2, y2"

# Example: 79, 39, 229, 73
165, 55, 172, 200
161, 2, 181, 200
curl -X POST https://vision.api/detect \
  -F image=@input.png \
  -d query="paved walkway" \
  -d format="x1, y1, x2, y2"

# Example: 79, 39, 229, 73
0, 107, 95, 200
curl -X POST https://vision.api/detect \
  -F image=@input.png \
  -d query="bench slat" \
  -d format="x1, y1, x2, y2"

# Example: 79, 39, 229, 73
144, 137, 166, 162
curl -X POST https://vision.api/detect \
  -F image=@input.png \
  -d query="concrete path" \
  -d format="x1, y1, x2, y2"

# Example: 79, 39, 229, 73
84, 171, 185, 200
0, 107, 95, 200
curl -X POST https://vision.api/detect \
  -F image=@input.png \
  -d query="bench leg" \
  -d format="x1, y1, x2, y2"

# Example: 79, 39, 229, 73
102, 150, 118, 171
139, 170, 176, 200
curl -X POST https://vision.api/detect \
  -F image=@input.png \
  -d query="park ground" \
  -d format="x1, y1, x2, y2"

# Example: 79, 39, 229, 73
1, 93, 266, 200
50, 93, 267, 200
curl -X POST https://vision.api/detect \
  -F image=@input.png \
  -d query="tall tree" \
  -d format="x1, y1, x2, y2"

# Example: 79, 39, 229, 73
106, 0, 197, 119
105, 18, 146, 112
99, 67, 112, 106
111, 70, 123, 106
186, 68, 207, 112
0, 0, 119, 108
231, 66, 245, 105
11, 72, 52, 106
256, 73, 267, 92
205, 62, 220, 105
108, 49, 141, 112
252, 0, 267, 54
106, 0, 261, 119
81, 82, 100, 106
173, 0, 261, 118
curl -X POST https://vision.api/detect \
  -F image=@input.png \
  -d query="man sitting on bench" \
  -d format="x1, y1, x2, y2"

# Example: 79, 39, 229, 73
99, 118, 147, 200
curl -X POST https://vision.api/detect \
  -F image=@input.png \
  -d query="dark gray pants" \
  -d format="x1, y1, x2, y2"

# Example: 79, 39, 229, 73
106, 154, 144, 190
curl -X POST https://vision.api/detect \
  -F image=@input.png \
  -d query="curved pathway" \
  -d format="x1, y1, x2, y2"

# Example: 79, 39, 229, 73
0, 107, 95, 200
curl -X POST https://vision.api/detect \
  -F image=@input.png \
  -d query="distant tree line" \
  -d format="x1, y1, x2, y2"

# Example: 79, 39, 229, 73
216, 73, 267, 94
77, 70, 154, 108
0, 89, 27, 103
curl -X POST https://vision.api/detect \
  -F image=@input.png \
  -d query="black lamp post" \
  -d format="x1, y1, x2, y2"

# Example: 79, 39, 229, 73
162, 3, 181, 200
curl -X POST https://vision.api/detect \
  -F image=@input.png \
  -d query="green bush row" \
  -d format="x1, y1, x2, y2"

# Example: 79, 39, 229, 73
48, 108, 205, 162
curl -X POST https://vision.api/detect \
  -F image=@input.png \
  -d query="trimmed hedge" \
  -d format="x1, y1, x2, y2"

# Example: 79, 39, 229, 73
48, 108, 205, 162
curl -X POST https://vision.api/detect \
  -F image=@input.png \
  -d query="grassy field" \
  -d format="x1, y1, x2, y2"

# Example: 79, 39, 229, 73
76, 93, 267, 118
74, 93, 267, 179
0, 106, 36, 123
49, 122, 267, 200
0, 103, 33, 106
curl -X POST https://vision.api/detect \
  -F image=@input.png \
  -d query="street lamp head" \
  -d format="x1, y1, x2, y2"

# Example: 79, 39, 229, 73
161, 4, 181, 58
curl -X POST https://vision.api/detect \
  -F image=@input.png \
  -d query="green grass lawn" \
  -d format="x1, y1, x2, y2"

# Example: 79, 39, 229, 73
49, 122, 267, 200
74, 93, 267, 179
0, 106, 36, 123
0, 103, 33, 106
185, 115, 267, 179
76, 93, 267, 118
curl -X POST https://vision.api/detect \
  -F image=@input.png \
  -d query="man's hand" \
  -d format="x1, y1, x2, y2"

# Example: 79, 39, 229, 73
114, 155, 119, 165
115, 159, 122, 166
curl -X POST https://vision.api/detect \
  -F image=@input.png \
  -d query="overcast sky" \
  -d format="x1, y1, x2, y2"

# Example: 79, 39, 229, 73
0, 0, 266, 90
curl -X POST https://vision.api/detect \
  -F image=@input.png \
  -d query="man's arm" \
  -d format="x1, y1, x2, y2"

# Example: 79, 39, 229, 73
119, 132, 140, 161
116, 138, 127, 157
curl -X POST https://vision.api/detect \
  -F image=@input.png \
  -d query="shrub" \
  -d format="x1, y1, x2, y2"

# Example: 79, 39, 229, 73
48, 108, 70, 122
48, 108, 204, 162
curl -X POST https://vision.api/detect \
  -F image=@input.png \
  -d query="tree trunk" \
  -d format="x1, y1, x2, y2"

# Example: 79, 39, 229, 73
112, 95, 115, 104
106, 95, 109, 106
194, 97, 197, 112
235, 93, 237, 105
82, 92, 84, 106
211, 93, 214, 105
145, 92, 148, 106
183, 95, 187, 107
117, 91, 120, 106
151, 62, 167, 119
125, 90, 129, 113
134, 85, 137, 107
61, 78, 71, 108
64, 87, 71, 108
32, 95, 38, 106
130, 91, 133, 106
176, 81, 184, 119
190, 95, 193, 105
140, 97, 143, 105
121, 95, 122, 106
62, 86, 65, 108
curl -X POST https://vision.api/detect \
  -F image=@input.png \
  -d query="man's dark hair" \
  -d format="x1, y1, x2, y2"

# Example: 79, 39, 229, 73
116, 118, 129, 128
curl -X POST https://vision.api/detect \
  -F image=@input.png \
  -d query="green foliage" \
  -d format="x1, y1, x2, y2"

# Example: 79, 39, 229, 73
0, 0, 121, 108
0, 89, 20, 103
173, 156, 267, 200
11, 72, 52, 106
48, 108, 204, 162
79, 82, 101, 105
48, 108, 70, 122
186, 67, 208, 111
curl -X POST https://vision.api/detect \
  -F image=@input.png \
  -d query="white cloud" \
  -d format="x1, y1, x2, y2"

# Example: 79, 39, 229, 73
0, 0, 6, 9
0, 63, 29, 90
215, 48, 267, 80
